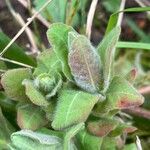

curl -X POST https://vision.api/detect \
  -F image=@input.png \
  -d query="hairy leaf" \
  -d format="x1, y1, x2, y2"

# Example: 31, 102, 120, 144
17, 104, 47, 130
43, 101, 56, 121
97, 26, 121, 92
64, 123, 84, 149
87, 118, 119, 137
94, 76, 144, 115
109, 123, 137, 137
52, 90, 99, 130
123, 143, 137, 150
23, 80, 49, 106
69, 35, 101, 93
1, 68, 32, 101
10, 130, 63, 150
106, 76, 144, 109
68, 31, 79, 49
76, 129, 103, 150
101, 137, 117, 150
47, 23, 75, 80
34, 73, 62, 100
33, 49, 61, 76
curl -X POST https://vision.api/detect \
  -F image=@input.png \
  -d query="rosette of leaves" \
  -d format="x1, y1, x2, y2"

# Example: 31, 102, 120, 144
0, 23, 144, 149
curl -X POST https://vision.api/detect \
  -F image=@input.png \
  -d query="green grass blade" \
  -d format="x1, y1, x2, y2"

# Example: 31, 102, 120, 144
117, 41, 150, 50
106, 7, 150, 34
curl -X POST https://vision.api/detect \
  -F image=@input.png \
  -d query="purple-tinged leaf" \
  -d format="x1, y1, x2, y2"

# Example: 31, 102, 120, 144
69, 35, 101, 93
87, 118, 119, 137
93, 76, 144, 115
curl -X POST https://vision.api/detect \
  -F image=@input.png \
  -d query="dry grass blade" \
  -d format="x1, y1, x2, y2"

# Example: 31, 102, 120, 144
5, 0, 39, 54
117, 0, 126, 27
136, 136, 142, 150
86, 0, 98, 39
0, 57, 34, 69
0, 0, 53, 57
17, 0, 50, 27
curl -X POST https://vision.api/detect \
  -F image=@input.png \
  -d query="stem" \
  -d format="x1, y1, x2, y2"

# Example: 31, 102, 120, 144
138, 86, 150, 94
124, 107, 150, 120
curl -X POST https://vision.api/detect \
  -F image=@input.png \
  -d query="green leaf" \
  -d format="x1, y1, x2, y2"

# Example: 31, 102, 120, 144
34, 73, 62, 100
0, 32, 36, 67
69, 35, 101, 93
101, 137, 117, 150
34, 0, 67, 22
1, 68, 32, 101
76, 129, 103, 150
0, 92, 16, 113
68, 31, 79, 49
23, 80, 49, 107
106, 7, 150, 34
117, 41, 150, 51
37, 128, 64, 139
33, 49, 61, 76
47, 23, 75, 80
63, 123, 84, 150
0, 107, 15, 149
97, 26, 121, 93
52, 90, 99, 130
106, 76, 144, 109
43, 101, 56, 121
109, 123, 137, 137
87, 118, 119, 137
17, 104, 47, 130
123, 143, 137, 150
10, 130, 63, 150
45, 74, 63, 100
94, 76, 144, 115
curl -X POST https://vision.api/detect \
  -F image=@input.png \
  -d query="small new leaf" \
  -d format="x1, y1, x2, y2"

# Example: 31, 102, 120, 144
33, 49, 61, 76
1, 68, 32, 101
23, 80, 49, 107
52, 90, 99, 130
69, 35, 101, 93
